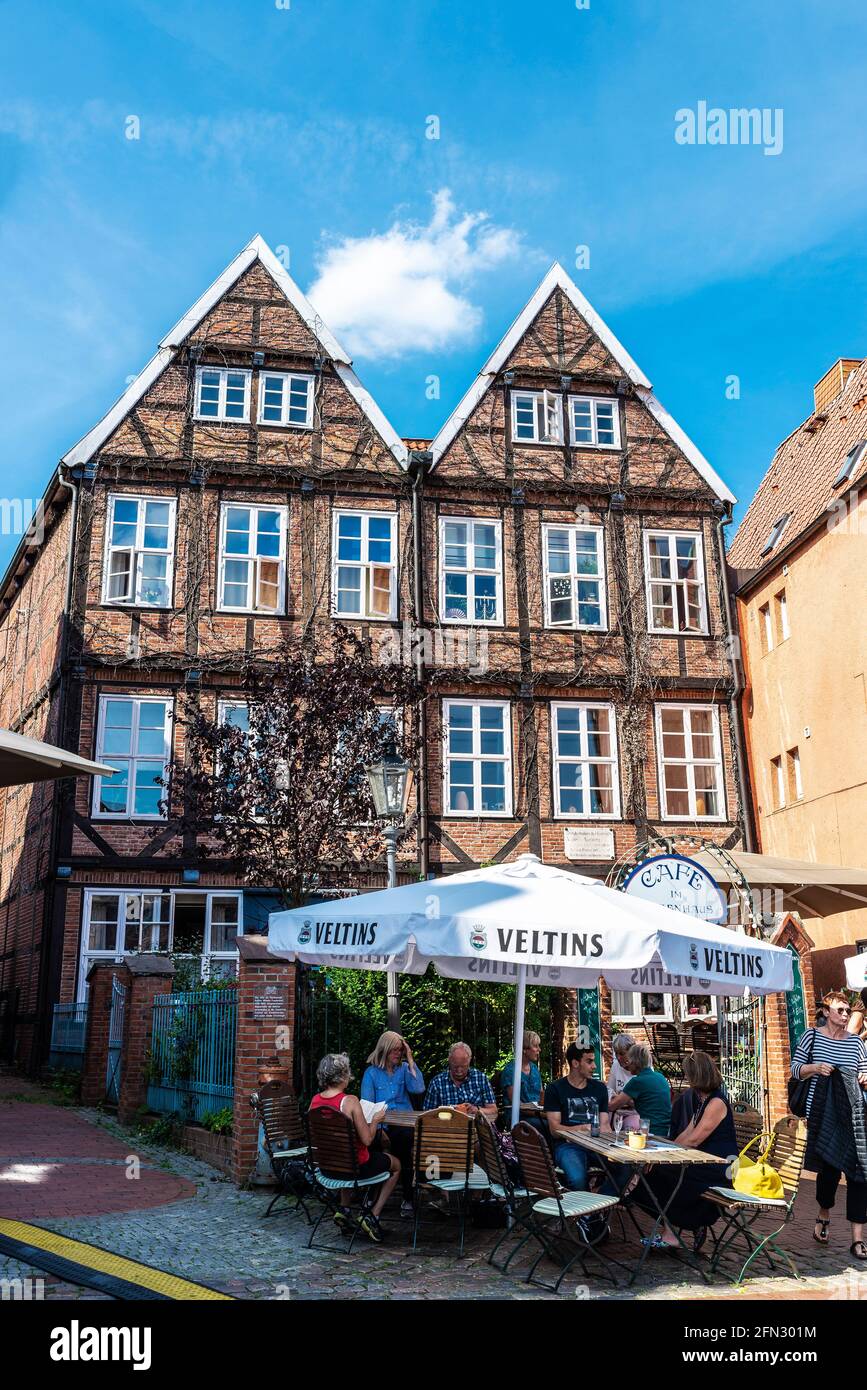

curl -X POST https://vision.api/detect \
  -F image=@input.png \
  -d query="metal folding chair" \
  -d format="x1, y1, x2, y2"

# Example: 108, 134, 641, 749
412, 1108, 490, 1257
305, 1106, 390, 1253
511, 1122, 620, 1294
704, 1115, 808, 1284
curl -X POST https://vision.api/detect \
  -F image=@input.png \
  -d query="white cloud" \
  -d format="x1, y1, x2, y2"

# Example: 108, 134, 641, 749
307, 190, 523, 360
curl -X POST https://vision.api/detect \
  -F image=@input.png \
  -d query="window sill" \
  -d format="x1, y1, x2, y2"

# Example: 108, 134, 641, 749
647, 628, 710, 639
194, 415, 251, 426
545, 623, 608, 634
331, 612, 399, 624
441, 811, 514, 820
257, 420, 313, 431
439, 617, 504, 628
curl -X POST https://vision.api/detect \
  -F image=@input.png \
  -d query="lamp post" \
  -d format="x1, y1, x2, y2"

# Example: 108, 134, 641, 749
366, 746, 414, 1031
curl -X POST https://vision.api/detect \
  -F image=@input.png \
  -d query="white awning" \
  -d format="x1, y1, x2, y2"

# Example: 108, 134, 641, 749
0, 727, 113, 788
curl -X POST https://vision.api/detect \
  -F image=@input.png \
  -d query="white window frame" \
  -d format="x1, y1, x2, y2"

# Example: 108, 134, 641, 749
787, 746, 803, 801
655, 703, 726, 822
194, 366, 252, 423
102, 494, 176, 608
542, 523, 607, 630
439, 516, 503, 626
550, 702, 621, 820
759, 601, 774, 654
257, 371, 314, 429
92, 696, 173, 821
775, 590, 790, 642
611, 990, 674, 1023
77, 888, 243, 1001
568, 394, 621, 449
510, 389, 564, 445
771, 755, 785, 810
442, 698, 512, 818
218, 503, 287, 615
331, 509, 398, 622
761, 513, 792, 556
832, 440, 866, 488
644, 529, 709, 636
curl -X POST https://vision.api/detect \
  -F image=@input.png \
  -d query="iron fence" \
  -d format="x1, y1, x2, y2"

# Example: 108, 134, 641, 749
147, 987, 237, 1123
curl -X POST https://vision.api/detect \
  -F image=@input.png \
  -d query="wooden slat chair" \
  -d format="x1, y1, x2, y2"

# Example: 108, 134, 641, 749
704, 1115, 808, 1284
690, 1022, 721, 1059
731, 1102, 764, 1157
649, 1022, 684, 1083
511, 1122, 620, 1294
250, 1081, 312, 1221
304, 1105, 391, 1254
474, 1114, 538, 1273
411, 1108, 490, 1257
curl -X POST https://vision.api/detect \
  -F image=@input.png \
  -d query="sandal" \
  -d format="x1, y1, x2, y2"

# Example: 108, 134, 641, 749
814, 1218, 830, 1245
850, 1241, 867, 1260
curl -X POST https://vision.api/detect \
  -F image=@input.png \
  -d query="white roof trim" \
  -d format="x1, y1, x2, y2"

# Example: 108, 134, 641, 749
427, 261, 735, 502
62, 235, 407, 468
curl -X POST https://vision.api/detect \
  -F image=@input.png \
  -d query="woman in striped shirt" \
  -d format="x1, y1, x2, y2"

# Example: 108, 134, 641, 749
791, 991, 867, 1258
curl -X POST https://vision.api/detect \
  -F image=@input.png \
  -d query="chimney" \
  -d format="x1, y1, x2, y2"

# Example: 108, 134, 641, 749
813, 358, 863, 414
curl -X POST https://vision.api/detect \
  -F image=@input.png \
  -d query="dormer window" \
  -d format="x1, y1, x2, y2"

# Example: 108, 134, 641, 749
195, 367, 251, 422
511, 390, 564, 445
761, 513, 792, 556
832, 439, 866, 488
568, 395, 621, 449
258, 372, 314, 429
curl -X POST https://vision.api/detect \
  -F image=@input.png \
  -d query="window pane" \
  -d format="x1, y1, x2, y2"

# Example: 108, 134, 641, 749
262, 374, 285, 421
337, 567, 361, 613
199, 370, 221, 416
224, 373, 247, 418
480, 763, 505, 811
225, 509, 251, 554
473, 524, 497, 569
444, 572, 468, 620
547, 530, 570, 573
675, 537, 698, 579
369, 567, 392, 615
88, 896, 119, 950
139, 554, 168, 605
648, 537, 671, 579
287, 378, 310, 424
133, 762, 164, 815
513, 395, 536, 439
255, 511, 281, 557
572, 400, 593, 443
338, 515, 362, 561
256, 560, 280, 610
210, 897, 239, 952
595, 401, 615, 444
107, 550, 133, 600
444, 522, 467, 567
99, 761, 129, 813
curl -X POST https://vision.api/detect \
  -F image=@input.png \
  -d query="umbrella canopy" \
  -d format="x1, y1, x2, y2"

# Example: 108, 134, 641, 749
269, 853, 794, 997
0, 727, 113, 789
844, 954, 867, 991
691, 848, 867, 919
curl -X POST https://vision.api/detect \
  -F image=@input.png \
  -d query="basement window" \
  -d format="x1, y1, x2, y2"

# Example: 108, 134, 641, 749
511, 389, 564, 445
195, 367, 251, 422
832, 439, 866, 488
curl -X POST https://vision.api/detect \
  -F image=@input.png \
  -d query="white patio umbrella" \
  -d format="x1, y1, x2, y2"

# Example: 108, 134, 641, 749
844, 954, 867, 991
0, 726, 114, 788
268, 853, 794, 1129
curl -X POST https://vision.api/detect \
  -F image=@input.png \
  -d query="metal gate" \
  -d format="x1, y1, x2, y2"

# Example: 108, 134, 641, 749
719, 993, 764, 1114
106, 977, 127, 1104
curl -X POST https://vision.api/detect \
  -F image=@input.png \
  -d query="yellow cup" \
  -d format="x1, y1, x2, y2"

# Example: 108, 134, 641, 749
627, 1132, 646, 1151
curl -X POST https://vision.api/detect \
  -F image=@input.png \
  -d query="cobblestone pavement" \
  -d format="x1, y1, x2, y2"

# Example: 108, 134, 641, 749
2, 1078, 866, 1301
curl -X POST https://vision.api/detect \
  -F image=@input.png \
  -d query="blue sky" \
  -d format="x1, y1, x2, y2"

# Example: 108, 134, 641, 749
1, 0, 866, 572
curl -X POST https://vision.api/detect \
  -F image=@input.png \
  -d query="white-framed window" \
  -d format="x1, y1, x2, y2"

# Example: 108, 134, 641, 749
644, 530, 708, 635
194, 366, 251, 422
77, 889, 242, 1000
832, 440, 866, 488
332, 510, 397, 621
761, 513, 791, 556
759, 602, 773, 654
568, 395, 621, 449
655, 704, 725, 821
93, 696, 172, 819
542, 524, 606, 629
102, 495, 176, 608
551, 702, 620, 818
443, 699, 512, 816
218, 503, 287, 614
439, 517, 503, 625
774, 589, 789, 643
787, 746, 803, 802
771, 755, 785, 810
257, 371, 314, 429
511, 389, 564, 445
611, 990, 673, 1023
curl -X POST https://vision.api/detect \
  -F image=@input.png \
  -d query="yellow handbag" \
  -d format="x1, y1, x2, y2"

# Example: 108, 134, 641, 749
731, 1133, 785, 1200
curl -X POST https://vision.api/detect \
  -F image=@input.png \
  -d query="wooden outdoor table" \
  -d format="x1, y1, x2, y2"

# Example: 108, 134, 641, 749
557, 1129, 722, 1285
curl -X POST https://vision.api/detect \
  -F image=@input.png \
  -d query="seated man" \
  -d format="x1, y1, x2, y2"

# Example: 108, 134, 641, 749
424, 1041, 498, 1120
544, 1042, 610, 1191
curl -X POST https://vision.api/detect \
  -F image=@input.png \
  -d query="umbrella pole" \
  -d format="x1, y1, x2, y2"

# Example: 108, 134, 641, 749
510, 964, 527, 1132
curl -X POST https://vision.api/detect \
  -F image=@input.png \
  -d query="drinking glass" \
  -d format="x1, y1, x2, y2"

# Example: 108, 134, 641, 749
613, 1112, 624, 1142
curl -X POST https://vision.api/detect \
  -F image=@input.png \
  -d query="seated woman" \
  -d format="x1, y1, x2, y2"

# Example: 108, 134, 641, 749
608, 1042, 672, 1136
633, 1050, 736, 1252
361, 1031, 425, 1217
501, 1029, 544, 1109
309, 1052, 401, 1242
606, 1032, 636, 1099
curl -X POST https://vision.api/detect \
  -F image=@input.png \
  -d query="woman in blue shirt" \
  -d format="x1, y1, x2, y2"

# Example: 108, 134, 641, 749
501, 1030, 544, 1109
361, 1031, 425, 1215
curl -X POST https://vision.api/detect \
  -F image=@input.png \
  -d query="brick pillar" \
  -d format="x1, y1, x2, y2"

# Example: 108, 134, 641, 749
764, 915, 816, 1126
80, 961, 123, 1106
232, 936, 296, 1187
117, 955, 176, 1126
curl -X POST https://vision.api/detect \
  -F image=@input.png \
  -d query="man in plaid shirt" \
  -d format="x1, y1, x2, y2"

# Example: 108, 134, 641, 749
424, 1041, 498, 1119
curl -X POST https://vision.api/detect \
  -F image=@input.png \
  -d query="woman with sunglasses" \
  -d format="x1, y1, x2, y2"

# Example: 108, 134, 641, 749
791, 991, 867, 1259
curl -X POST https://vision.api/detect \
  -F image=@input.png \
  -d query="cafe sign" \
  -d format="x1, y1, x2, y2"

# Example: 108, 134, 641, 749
622, 853, 727, 924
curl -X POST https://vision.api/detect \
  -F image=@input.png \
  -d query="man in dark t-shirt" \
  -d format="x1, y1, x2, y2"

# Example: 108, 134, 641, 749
544, 1043, 610, 1190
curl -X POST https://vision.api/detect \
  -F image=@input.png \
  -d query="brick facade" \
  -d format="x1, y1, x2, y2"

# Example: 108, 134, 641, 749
0, 243, 749, 1070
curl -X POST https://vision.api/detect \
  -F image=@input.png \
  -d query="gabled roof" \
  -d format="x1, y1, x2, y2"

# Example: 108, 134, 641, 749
427, 261, 735, 503
728, 356, 867, 576
62, 234, 408, 468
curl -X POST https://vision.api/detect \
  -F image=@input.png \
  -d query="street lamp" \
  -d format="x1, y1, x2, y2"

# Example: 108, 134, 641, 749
366, 745, 413, 1030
